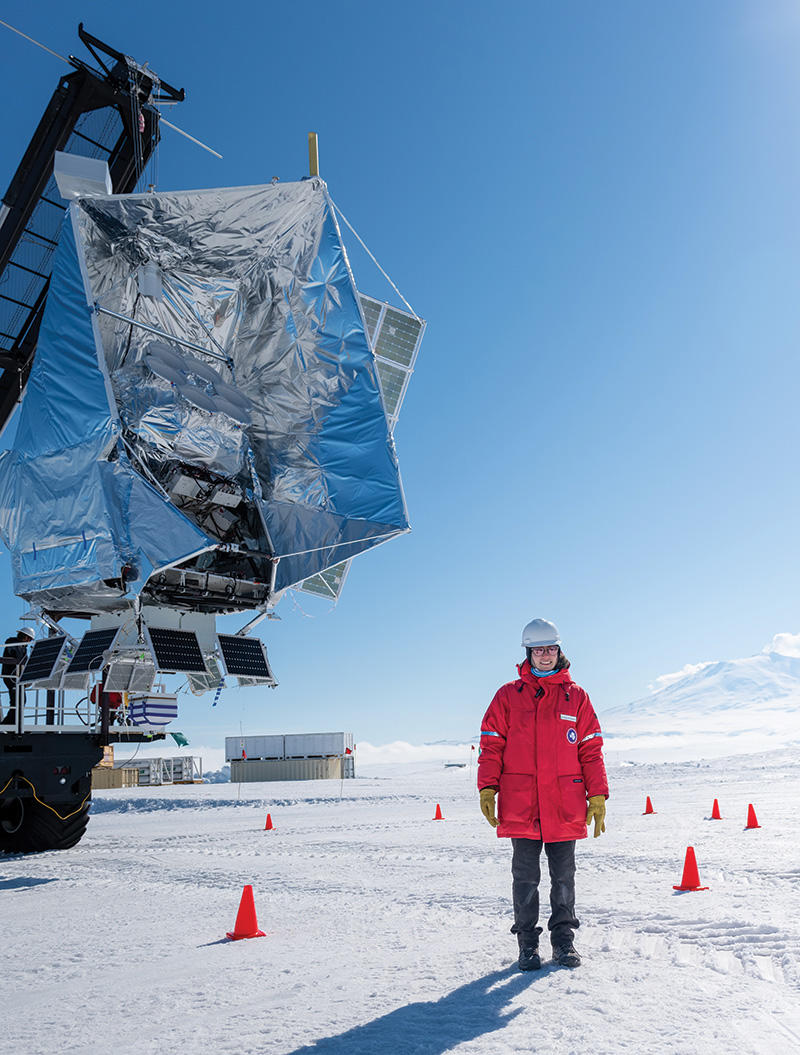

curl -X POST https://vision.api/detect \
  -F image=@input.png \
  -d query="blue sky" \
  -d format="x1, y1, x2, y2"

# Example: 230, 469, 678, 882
2, 2, 800, 747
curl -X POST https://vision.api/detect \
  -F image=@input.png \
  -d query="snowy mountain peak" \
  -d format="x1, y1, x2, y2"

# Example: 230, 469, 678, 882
613, 650, 800, 717
600, 636, 800, 760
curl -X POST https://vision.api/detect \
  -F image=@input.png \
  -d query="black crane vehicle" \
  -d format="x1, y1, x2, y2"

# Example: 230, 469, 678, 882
0, 24, 424, 853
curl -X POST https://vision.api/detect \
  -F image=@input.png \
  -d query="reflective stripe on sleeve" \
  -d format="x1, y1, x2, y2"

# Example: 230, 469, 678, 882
580, 731, 603, 744
481, 730, 501, 737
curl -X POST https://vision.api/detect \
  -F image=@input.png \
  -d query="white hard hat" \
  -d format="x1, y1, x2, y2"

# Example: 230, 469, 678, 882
19, 626, 36, 639
521, 618, 561, 648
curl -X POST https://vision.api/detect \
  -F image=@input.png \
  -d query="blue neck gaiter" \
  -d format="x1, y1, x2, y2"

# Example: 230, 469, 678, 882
531, 665, 558, 677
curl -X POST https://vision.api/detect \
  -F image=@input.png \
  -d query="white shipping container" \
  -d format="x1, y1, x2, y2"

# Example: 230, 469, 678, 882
225, 735, 284, 761
283, 732, 353, 758
250, 735, 285, 759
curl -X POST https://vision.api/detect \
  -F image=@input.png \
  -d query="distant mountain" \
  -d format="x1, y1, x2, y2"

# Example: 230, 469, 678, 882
599, 650, 800, 761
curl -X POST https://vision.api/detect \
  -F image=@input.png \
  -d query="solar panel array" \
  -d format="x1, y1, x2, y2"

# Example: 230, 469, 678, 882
19, 637, 67, 683
66, 627, 120, 673
218, 635, 275, 681
360, 294, 425, 429
145, 628, 207, 673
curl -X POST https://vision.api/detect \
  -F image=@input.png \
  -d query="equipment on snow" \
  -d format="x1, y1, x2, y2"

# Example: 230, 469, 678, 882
0, 24, 424, 854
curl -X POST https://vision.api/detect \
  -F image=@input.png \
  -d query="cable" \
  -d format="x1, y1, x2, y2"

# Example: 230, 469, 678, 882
114, 740, 143, 769
3, 775, 91, 821
158, 117, 223, 159
0, 18, 69, 64
328, 196, 420, 320
0, 18, 219, 169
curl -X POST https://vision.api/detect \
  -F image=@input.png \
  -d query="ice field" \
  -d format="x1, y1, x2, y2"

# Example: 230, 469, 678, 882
4, 748, 800, 1055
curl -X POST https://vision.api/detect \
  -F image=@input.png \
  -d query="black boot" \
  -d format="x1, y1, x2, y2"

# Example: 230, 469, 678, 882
518, 946, 542, 972
551, 940, 581, 968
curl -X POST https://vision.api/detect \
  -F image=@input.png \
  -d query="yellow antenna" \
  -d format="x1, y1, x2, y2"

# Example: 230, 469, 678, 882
308, 132, 319, 177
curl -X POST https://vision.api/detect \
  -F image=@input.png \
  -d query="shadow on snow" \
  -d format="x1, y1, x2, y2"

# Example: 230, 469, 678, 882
0, 875, 58, 889
285, 965, 544, 1055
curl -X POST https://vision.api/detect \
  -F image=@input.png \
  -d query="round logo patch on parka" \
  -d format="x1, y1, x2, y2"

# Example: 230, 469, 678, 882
567, 728, 578, 744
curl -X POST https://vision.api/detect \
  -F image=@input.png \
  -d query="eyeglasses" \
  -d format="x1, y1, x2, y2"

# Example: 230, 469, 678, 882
530, 645, 559, 656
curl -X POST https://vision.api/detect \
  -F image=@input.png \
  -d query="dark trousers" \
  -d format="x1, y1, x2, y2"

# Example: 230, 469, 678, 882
1, 677, 16, 725
511, 838, 579, 949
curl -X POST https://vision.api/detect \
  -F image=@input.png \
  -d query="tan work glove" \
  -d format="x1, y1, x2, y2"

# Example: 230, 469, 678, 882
585, 795, 606, 837
479, 787, 498, 828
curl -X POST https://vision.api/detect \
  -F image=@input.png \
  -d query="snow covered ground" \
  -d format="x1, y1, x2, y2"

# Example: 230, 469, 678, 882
4, 749, 800, 1054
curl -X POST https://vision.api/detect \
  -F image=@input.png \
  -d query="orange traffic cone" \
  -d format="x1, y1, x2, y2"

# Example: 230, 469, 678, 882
433, 803, 443, 820
710, 799, 722, 820
264, 813, 274, 831
226, 885, 266, 940
745, 804, 761, 830
673, 846, 709, 892
643, 796, 655, 815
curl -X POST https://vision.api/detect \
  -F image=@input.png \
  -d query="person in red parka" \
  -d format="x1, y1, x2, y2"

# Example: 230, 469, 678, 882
478, 618, 608, 971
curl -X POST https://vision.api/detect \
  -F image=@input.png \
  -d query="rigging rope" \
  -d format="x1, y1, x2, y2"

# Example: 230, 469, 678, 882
329, 197, 420, 320
0, 18, 68, 63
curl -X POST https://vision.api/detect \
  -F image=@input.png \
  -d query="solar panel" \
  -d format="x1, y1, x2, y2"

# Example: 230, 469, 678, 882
145, 628, 207, 673
66, 627, 120, 673
19, 637, 67, 683
375, 360, 406, 419
218, 635, 275, 681
358, 294, 425, 432
374, 306, 423, 368
298, 561, 350, 600
360, 297, 383, 341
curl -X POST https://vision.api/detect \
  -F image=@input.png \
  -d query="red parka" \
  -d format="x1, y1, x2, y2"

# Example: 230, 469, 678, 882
478, 662, 609, 842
